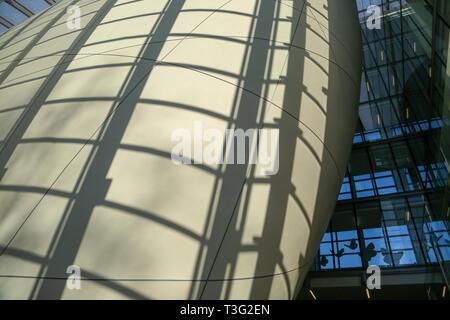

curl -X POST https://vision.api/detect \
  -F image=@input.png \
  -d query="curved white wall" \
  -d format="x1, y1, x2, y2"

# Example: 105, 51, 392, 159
0, 0, 361, 299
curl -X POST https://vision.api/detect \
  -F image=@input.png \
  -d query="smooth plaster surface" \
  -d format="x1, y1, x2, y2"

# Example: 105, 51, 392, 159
0, 0, 361, 299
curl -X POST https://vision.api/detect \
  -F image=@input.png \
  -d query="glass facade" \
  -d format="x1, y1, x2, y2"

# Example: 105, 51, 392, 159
312, 0, 450, 286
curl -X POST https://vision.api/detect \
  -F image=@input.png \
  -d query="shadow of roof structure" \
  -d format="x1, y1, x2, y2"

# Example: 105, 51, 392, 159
0, 0, 361, 299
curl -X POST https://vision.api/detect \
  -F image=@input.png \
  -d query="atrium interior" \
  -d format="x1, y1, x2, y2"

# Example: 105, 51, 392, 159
0, 0, 448, 300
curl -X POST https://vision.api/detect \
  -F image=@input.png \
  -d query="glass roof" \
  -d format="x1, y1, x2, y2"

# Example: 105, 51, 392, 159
0, 0, 59, 34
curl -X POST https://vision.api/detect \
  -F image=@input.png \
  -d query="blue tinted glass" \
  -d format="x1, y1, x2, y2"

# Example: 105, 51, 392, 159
380, 189, 398, 195
389, 126, 403, 137
427, 248, 438, 263
389, 235, 413, 250
366, 237, 388, 251
374, 171, 392, 178
338, 193, 352, 201
353, 134, 363, 144
320, 242, 332, 254
431, 118, 443, 128
419, 121, 429, 130
339, 254, 362, 268
0, 2, 28, 24
363, 227, 384, 238
340, 183, 351, 193
429, 221, 447, 231
357, 190, 376, 198
439, 247, 450, 261
386, 225, 409, 236
376, 176, 395, 186
354, 173, 372, 181
355, 179, 374, 189
365, 251, 390, 266
321, 232, 331, 242
396, 250, 417, 265
16, 0, 49, 13
336, 230, 358, 241
365, 130, 382, 142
